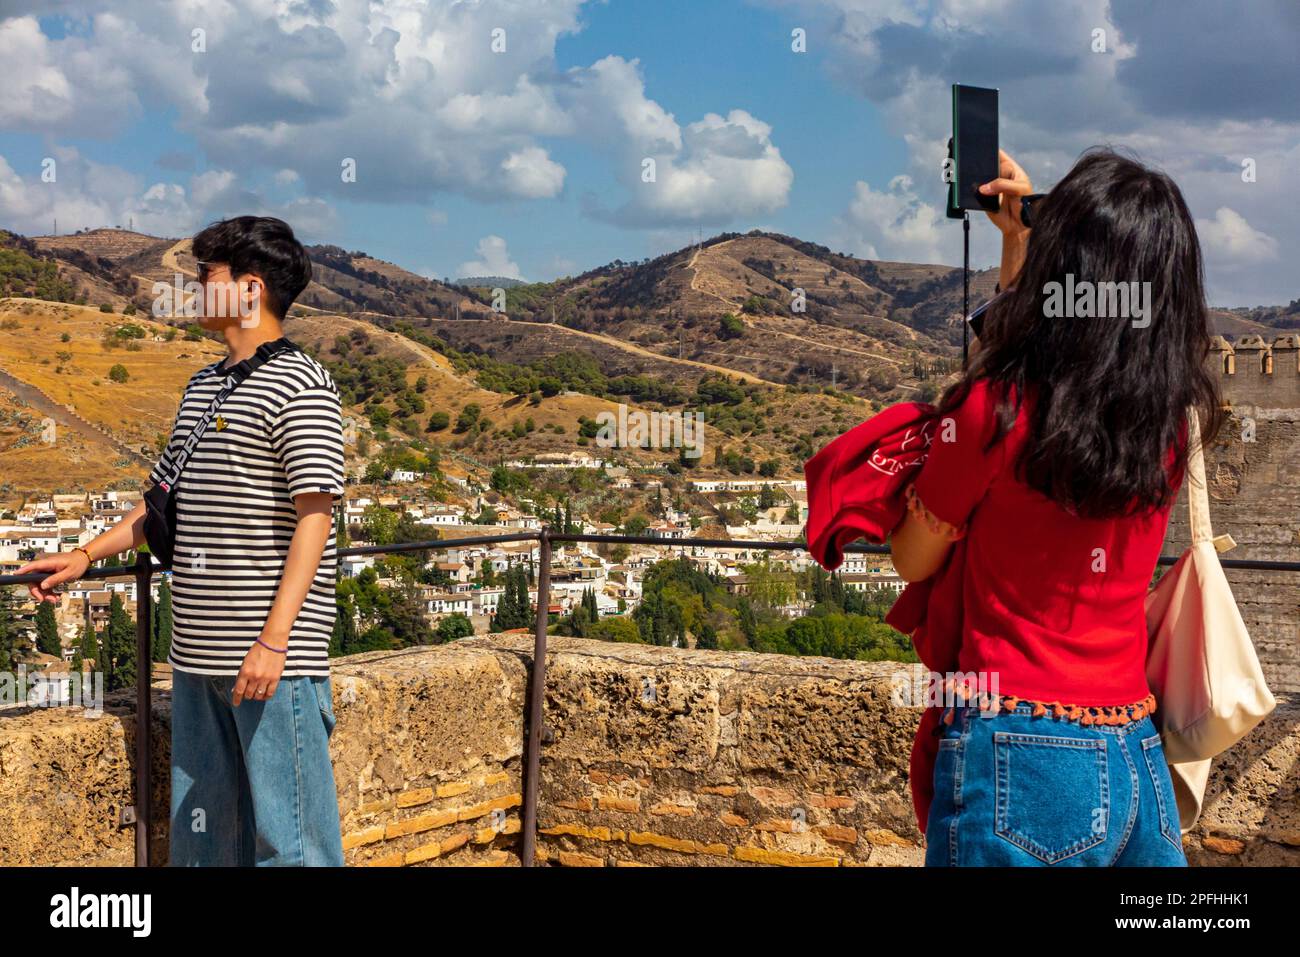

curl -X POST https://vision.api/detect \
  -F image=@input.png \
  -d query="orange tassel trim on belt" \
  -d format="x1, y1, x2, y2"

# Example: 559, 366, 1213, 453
934, 673, 1157, 730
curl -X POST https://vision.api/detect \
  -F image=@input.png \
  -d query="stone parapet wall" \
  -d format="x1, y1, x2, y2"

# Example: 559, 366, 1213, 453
1, 637, 1296, 866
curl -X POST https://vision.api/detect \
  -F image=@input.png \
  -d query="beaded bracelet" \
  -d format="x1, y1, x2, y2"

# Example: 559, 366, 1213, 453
905, 484, 968, 541
255, 636, 288, 653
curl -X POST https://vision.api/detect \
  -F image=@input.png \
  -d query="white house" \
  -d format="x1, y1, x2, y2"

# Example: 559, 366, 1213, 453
841, 572, 906, 595
340, 554, 376, 579
419, 588, 473, 617
687, 479, 726, 493
471, 587, 506, 616
419, 505, 464, 526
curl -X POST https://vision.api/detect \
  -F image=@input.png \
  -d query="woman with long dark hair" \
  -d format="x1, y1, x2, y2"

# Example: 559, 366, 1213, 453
890, 147, 1223, 866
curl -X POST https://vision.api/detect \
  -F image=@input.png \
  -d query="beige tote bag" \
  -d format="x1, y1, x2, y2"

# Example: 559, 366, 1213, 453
1145, 409, 1276, 833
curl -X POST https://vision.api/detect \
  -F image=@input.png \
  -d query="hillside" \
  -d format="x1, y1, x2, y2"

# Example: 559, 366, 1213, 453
298, 245, 493, 319
0, 297, 226, 497
0, 292, 874, 507
483, 232, 977, 394
14, 226, 1293, 405
9, 226, 966, 403
499, 230, 995, 337
4, 223, 1296, 502
287, 310, 875, 480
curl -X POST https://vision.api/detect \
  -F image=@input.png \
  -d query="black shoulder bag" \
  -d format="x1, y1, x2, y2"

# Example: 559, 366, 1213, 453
143, 337, 300, 567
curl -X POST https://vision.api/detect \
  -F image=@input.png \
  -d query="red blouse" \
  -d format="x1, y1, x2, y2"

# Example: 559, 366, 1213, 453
909, 378, 1184, 707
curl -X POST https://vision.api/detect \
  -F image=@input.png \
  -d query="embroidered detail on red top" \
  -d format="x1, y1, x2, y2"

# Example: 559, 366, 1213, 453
933, 673, 1157, 731
905, 484, 967, 541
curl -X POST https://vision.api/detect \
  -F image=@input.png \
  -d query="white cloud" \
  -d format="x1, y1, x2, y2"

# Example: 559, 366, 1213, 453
189, 170, 238, 208
836, 174, 948, 264
0, 3, 788, 228
768, 0, 1300, 303
458, 236, 523, 281
586, 105, 794, 227
1196, 207, 1279, 265
0, 17, 75, 128
500, 147, 566, 200
0, 150, 337, 241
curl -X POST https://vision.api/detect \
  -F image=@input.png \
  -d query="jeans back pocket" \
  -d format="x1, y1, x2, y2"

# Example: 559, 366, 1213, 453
1141, 734, 1184, 853
994, 731, 1108, 864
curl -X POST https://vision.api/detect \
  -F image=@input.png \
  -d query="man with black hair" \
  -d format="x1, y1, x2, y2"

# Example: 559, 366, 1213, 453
20, 216, 347, 866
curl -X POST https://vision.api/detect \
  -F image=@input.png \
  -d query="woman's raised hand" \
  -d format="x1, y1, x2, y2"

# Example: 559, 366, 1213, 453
979, 149, 1033, 238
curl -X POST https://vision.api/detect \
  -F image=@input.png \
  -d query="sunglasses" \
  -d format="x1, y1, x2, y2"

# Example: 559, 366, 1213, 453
195, 260, 227, 283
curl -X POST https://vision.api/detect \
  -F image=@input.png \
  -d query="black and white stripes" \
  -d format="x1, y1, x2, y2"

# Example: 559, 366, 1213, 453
149, 346, 345, 677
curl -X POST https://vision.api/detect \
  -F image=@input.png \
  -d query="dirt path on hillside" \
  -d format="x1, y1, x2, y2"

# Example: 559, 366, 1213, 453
160, 240, 189, 276
749, 322, 906, 367
0, 366, 152, 465
686, 239, 743, 310
687, 242, 908, 366
422, 315, 783, 387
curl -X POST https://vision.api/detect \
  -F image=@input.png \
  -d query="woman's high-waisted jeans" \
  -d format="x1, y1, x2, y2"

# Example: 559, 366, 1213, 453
924, 700, 1189, 866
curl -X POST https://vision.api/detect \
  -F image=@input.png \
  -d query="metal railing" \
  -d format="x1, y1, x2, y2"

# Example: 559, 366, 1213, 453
2, 529, 1298, 867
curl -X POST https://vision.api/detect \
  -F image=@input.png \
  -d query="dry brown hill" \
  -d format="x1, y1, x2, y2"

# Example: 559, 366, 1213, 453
0, 297, 226, 498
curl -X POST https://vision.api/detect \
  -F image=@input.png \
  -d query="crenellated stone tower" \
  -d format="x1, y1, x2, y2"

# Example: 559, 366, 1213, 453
1210, 333, 1300, 407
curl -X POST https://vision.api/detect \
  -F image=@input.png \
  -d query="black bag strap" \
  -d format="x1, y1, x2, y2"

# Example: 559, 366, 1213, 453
156, 337, 300, 491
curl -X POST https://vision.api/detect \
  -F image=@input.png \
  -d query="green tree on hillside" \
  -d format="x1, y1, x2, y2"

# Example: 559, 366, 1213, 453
105, 592, 136, 690
152, 577, 173, 662
35, 602, 61, 657
0, 586, 22, 672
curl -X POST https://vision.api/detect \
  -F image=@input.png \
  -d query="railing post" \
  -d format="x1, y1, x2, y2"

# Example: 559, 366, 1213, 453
132, 552, 153, 867
521, 528, 551, 867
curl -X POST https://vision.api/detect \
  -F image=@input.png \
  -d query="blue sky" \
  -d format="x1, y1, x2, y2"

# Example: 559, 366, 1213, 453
1, 1, 1296, 306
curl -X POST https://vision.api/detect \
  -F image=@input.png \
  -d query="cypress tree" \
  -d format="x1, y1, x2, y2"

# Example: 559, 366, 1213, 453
152, 576, 174, 662
0, 586, 20, 672
492, 568, 518, 631
106, 592, 136, 691
35, 601, 61, 657
332, 593, 358, 656
80, 624, 99, 673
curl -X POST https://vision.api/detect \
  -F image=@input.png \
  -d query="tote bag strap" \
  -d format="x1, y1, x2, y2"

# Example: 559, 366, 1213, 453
1184, 407, 1214, 546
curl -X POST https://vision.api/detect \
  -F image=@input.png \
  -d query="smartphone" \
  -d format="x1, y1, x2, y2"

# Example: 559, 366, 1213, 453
950, 84, 999, 214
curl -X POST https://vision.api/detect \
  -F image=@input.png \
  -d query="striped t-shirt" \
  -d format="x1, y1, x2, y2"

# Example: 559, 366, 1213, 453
149, 343, 345, 677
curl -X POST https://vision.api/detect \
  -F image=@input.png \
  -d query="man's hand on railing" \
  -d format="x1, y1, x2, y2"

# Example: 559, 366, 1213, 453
14, 549, 92, 603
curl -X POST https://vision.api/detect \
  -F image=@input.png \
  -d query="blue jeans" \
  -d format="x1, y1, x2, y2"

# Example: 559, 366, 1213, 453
925, 701, 1188, 866
169, 668, 345, 866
